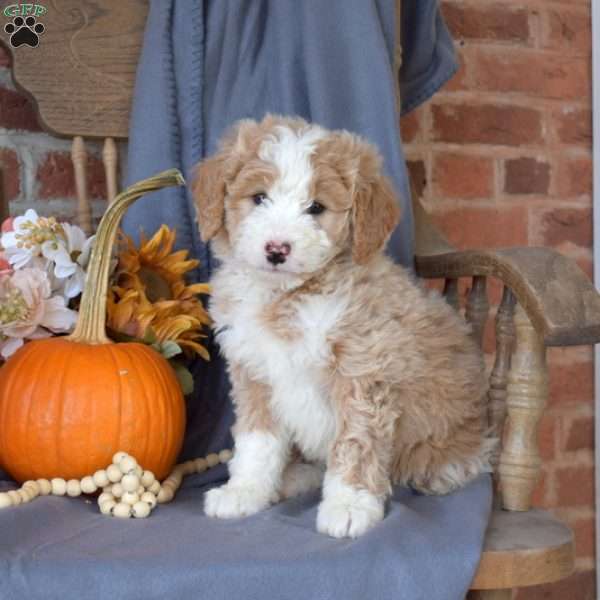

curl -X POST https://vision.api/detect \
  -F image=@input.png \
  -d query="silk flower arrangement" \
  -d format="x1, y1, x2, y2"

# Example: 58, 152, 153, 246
0, 170, 229, 519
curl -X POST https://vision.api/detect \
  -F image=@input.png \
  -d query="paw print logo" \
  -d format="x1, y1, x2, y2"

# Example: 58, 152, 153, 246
4, 16, 45, 48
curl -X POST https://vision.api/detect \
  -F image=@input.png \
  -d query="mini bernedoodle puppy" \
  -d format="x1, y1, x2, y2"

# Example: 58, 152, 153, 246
194, 115, 493, 539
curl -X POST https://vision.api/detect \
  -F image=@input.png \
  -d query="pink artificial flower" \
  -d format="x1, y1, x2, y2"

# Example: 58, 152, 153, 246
0, 267, 77, 359
1, 217, 14, 234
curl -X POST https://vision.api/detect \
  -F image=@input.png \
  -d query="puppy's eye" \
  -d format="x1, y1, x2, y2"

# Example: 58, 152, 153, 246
252, 193, 267, 206
307, 201, 325, 215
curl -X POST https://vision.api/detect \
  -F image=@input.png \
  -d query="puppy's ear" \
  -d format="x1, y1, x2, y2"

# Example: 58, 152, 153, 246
193, 152, 229, 242
193, 119, 259, 241
351, 144, 401, 265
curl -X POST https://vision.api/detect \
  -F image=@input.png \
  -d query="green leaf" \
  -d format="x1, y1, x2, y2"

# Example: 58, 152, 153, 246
142, 327, 158, 345
156, 340, 183, 360
172, 361, 194, 395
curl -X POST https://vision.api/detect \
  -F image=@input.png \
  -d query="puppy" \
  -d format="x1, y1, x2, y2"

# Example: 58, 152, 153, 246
194, 115, 492, 538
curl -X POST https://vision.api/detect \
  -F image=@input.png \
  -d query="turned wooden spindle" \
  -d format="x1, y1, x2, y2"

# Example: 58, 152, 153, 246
468, 590, 512, 600
499, 304, 547, 511
102, 137, 119, 205
465, 276, 489, 347
443, 278, 460, 312
71, 136, 92, 235
487, 287, 516, 493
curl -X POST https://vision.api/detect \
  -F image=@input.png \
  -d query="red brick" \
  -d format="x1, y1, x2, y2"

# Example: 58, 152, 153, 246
433, 152, 494, 199
556, 158, 592, 198
37, 152, 107, 200
538, 414, 556, 461
554, 107, 592, 147
541, 207, 592, 248
431, 205, 528, 250
432, 103, 542, 146
472, 51, 590, 101
0, 148, 19, 201
504, 157, 550, 195
515, 569, 595, 600
444, 49, 468, 92
407, 160, 426, 199
573, 518, 595, 561
531, 468, 548, 507
556, 465, 594, 507
442, 2, 530, 44
400, 109, 422, 144
549, 360, 594, 407
565, 416, 594, 452
0, 86, 41, 132
545, 7, 592, 56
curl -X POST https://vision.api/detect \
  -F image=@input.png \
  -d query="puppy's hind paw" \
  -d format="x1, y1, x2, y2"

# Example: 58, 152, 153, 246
316, 491, 384, 538
204, 483, 272, 519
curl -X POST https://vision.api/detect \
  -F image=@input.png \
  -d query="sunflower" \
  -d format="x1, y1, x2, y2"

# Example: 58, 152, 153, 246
106, 226, 211, 360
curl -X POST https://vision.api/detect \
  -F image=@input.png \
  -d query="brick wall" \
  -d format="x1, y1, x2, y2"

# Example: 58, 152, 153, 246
0, 46, 106, 223
401, 1, 594, 598
0, 1, 596, 596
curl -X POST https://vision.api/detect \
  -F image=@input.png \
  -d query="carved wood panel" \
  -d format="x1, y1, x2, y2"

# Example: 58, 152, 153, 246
0, 0, 148, 139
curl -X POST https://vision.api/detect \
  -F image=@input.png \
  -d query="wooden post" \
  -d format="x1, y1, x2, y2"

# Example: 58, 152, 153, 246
488, 287, 516, 494
443, 278, 460, 312
71, 136, 92, 234
102, 137, 118, 205
466, 276, 489, 347
499, 304, 547, 511
467, 590, 512, 600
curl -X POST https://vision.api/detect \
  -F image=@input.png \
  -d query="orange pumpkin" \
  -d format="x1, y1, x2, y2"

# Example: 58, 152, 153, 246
0, 170, 187, 482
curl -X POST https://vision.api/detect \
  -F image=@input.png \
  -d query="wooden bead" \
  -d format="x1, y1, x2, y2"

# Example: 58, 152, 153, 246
37, 479, 52, 495
93, 470, 110, 487
80, 476, 97, 494
22, 480, 38, 493
112, 451, 128, 465
98, 492, 113, 505
99, 499, 116, 515
194, 458, 207, 472
7, 490, 21, 505
112, 502, 132, 518
132, 501, 151, 518
219, 449, 233, 463
141, 470, 155, 488
149, 480, 161, 495
206, 453, 220, 468
118, 456, 137, 474
66, 479, 82, 497
140, 492, 157, 508
111, 483, 124, 498
51, 478, 67, 496
107, 464, 122, 483
121, 474, 140, 493
18, 489, 33, 503
157, 487, 174, 503
0, 492, 12, 508
121, 491, 139, 506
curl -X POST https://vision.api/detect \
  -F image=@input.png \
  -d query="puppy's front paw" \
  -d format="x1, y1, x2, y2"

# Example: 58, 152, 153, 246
204, 483, 271, 519
316, 488, 384, 538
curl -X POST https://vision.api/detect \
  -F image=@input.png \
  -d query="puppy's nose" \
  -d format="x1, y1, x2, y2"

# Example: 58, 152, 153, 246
265, 241, 291, 265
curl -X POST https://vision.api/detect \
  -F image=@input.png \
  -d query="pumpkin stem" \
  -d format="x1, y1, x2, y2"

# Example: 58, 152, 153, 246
67, 169, 186, 345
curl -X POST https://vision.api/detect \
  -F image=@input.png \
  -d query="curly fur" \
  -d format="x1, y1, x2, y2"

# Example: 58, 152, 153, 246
193, 115, 492, 538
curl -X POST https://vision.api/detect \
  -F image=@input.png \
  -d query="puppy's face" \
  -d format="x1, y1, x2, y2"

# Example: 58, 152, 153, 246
193, 116, 400, 279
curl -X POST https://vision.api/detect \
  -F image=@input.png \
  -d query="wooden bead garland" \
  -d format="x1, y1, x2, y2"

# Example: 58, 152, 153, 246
0, 449, 233, 519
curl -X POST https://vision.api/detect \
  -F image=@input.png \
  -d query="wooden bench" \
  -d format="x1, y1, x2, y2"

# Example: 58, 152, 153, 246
3, 1, 598, 597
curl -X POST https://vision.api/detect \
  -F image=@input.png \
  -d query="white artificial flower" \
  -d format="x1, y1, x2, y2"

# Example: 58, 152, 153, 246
1, 209, 41, 269
41, 223, 95, 299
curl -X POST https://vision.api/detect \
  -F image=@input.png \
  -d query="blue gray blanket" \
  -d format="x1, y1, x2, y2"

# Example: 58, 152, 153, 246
0, 2, 491, 599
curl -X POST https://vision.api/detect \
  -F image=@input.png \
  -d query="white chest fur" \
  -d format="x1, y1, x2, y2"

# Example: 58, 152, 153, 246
211, 267, 347, 461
